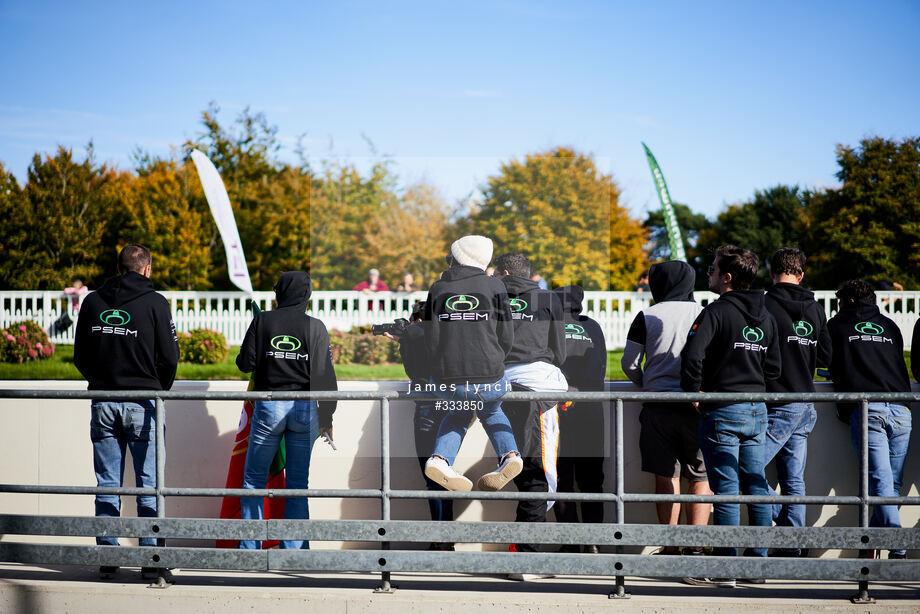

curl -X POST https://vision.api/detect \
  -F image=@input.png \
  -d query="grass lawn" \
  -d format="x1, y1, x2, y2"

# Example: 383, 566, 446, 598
1, 346, 911, 383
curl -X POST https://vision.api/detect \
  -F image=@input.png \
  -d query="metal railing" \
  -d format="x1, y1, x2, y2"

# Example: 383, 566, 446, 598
0, 388, 918, 602
4, 289, 919, 348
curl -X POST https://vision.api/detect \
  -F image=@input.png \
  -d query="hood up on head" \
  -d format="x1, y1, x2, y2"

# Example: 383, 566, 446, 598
95, 271, 156, 307
274, 271, 312, 308
649, 260, 696, 303
553, 285, 584, 314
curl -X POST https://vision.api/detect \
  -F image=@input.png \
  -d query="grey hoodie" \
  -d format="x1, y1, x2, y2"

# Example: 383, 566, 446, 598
621, 261, 702, 391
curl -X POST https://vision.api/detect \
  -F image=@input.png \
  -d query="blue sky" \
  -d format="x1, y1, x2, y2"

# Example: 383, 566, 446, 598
1, 1, 918, 219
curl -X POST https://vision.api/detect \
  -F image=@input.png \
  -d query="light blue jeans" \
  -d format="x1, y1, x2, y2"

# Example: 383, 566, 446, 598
240, 400, 318, 550
849, 402, 911, 557
699, 402, 772, 557
431, 377, 518, 465
91, 400, 158, 546
764, 403, 817, 529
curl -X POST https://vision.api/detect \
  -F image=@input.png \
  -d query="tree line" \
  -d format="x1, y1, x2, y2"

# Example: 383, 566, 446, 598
0, 104, 917, 291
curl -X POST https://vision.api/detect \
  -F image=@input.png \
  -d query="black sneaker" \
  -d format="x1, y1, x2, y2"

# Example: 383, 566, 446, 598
888, 551, 907, 560
98, 566, 118, 580
738, 577, 766, 584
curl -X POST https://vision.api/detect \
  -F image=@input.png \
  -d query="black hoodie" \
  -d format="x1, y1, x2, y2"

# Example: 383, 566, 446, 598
764, 282, 832, 395
501, 274, 566, 367
680, 289, 781, 395
827, 301, 910, 405
236, 272, 338, 428
424, 265, 514, 384
74, 271, 179, 391
553, 286, 606, 390
913, 319, 920, 382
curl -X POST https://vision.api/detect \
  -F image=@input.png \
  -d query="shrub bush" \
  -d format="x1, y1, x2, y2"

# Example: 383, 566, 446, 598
178, 328, 229, 364
329, 329, 355, 365
352, 334, 391, 365
0, 320, 55, 363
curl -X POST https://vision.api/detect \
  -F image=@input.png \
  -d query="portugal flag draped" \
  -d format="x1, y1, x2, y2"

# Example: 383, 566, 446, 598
217, 302, 286, 548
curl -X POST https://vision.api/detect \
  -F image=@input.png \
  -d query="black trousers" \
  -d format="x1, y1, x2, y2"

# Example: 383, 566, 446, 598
503, 383, 559, 553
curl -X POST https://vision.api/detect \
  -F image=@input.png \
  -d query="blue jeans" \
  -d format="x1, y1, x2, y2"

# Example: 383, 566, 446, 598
849, 402, 911, 556
698, 402, 772, 557
240, 400, 318, 550
430, 377, 518, 465
763, 403, 816, 528
90, 400, 157, 546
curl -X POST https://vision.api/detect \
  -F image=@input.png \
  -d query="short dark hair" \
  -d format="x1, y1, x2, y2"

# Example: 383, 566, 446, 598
118, 244, 151, 274
770, 247, 806, 277
836, 279, 876, 304
715, 245, 758, 290
494, 252, 531, 278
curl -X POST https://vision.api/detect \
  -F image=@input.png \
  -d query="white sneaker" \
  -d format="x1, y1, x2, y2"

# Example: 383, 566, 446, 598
477, 454, 524, 491
424, 457, 473, 492
507, 572, 555, 581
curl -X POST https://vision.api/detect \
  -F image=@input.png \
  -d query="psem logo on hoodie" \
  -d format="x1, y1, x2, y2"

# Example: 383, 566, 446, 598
438, 294, 489, 321
734, 326, 767, 352
266, 335, 309, 360
787, 320, 818, 347
565, 323, 592, 342
848, 321, 892, 345
509, 298, 533, 321
92, 309, 138, 337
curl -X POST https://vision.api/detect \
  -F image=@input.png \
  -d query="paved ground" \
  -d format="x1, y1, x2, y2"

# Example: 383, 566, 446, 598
1, 564, 919, 613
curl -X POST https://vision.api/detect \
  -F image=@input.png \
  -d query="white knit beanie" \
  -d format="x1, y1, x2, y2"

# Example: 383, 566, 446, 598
450, 235, 493, 270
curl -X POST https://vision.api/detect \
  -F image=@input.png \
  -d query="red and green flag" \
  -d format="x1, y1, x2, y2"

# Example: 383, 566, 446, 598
217, 301, 286, 548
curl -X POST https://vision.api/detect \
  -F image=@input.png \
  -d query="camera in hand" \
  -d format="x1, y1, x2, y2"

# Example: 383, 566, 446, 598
372, 318, 410, 337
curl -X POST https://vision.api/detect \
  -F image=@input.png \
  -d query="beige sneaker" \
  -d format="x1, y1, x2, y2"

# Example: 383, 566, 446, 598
424, 457, 473, 491
477, 454, 524, 491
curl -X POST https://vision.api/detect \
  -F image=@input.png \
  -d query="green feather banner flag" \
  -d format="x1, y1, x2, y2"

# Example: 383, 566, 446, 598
642, 143, 686, 262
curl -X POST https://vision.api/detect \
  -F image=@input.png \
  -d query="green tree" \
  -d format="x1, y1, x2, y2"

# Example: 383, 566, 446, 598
472, 147, 646, 290
643, 202, 712, 288
801, 137, 920, 288
309, 160, 399, 289
696, 185, 807, 286
362, 181, 450, 289
123, 159, 214, 290
0, 163, 29, 289
5, 146, 128, 289
179, 104, 308, 290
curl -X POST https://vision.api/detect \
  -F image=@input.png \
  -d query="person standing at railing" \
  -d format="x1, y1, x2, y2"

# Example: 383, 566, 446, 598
826, 279, 912, 561
553, 285, 606, 554
680, 245, 781, 588
494, 251, 568, 579
73, 244, 179, 581
762, 248, 832, 557
235, 271, 338, 550
621, 260, 711, 558
386, 300, 455, 551
422, 235, 523, 493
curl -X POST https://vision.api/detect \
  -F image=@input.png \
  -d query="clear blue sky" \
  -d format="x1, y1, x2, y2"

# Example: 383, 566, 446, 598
1, 1, 918, 219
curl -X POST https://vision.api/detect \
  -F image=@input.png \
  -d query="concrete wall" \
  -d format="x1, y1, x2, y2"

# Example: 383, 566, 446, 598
1, 380, 917, 555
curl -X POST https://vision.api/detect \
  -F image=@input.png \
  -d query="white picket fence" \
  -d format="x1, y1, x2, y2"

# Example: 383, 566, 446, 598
2, 290, 919, 349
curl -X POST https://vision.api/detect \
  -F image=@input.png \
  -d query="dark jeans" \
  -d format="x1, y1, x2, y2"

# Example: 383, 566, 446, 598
414, 399, 454, 547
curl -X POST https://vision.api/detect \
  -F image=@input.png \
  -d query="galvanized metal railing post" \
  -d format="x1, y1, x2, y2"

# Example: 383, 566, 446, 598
375, 396, 394, 593
610, 397, 629, 599
852, 398, 873, 604
151, 395, 171, 587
